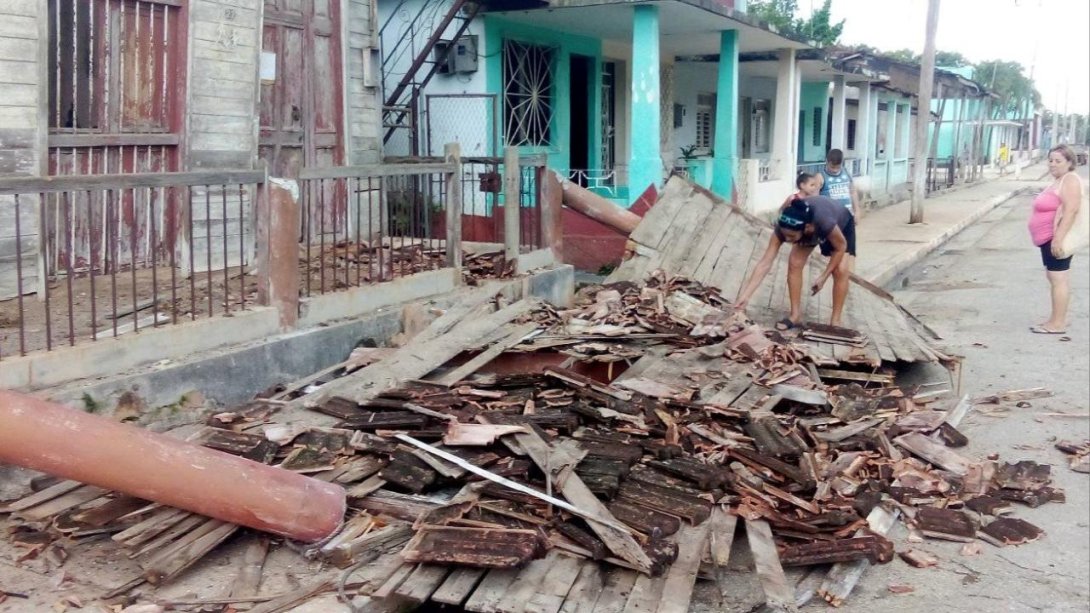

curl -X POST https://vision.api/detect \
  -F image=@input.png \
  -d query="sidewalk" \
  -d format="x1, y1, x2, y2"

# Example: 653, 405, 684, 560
855, 162, 1048, 287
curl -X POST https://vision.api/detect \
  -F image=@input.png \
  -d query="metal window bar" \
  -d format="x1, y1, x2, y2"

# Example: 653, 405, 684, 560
0, 171, 262, 361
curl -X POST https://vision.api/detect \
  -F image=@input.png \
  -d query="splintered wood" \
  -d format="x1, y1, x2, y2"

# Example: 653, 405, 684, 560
0, 275, 1061, 611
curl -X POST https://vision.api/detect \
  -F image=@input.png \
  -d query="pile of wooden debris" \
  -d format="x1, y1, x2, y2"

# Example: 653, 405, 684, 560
0, 275, 1064, 612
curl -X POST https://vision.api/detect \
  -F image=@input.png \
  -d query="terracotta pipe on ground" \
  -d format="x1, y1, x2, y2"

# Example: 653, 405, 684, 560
0, 390, 345, 542
557, 172, 642, 235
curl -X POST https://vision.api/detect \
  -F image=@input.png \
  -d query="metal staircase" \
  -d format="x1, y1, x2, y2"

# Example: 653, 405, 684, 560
380, 0, 480, 152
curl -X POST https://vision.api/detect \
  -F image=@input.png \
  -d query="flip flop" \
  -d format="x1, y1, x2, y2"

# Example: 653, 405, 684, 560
776, 318, 800, 331
1029, 325, 1066, 335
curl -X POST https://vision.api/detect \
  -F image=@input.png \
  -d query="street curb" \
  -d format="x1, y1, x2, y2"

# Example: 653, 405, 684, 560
868, 185, 1035, 289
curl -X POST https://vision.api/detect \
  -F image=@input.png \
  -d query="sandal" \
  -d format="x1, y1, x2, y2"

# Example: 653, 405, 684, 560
776, 318, 801, 331
1029, 325, 1066, 335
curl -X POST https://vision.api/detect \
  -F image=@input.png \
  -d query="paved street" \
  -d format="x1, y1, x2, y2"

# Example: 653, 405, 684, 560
860, 179, 1090, 613
693, 170, 1090, 612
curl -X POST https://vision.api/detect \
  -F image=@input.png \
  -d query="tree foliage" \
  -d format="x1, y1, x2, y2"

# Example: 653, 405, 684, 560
974, 60, 1040, 119
748, 0, 844, 47
934, 50, 970, 68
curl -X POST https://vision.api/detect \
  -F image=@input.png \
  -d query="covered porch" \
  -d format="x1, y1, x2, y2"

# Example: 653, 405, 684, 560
480, 0, 810, 209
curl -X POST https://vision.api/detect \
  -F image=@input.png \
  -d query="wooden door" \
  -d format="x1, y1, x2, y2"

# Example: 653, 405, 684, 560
259, 0, 344, 177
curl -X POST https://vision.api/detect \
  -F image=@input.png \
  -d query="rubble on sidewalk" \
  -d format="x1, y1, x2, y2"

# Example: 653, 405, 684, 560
0, 273, 1064, 612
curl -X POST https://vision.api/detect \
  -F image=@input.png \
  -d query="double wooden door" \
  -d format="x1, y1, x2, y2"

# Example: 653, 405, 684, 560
259, 0, 344, 178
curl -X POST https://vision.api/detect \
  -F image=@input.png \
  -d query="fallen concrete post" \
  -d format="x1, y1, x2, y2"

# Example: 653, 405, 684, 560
558, 173, 641, 235
0, 390, 345, 542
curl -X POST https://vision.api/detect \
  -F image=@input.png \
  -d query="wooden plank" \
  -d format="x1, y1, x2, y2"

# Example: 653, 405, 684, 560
435, 323, 539, 387
1, 479, 83, 513
817, 505, 899, 607
299, 161, 457, 180
372, 563, 415, 599
393, 564, 451, 603
655, 519, 713, 613
622, 572, 668, 613
526, 554, 584, 613
112, 508, 189, 547
463, 568, 521, 613
303, 299, 537, 408
708, 507, 738, 602
489, 426, 654, 573
744, 519, 798, 613
495, 552, 561, 613
143, 520, 239, 584
229, 536, 270, 600
655, 193, 716, 275
559, 564, 605, 613
432, 567, 487, 606
15, 486, 108, 522
894, 432, 973, 475
590, 570, 639, 613
685, 208, 736, 280
0, 170, 265, 195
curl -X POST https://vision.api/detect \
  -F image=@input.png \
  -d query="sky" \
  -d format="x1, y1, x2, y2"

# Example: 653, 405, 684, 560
795, 0, 1090, 114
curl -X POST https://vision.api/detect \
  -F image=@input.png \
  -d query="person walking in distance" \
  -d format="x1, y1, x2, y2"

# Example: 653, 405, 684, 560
1027, 145, 1083, 334
734, 196, 855, 328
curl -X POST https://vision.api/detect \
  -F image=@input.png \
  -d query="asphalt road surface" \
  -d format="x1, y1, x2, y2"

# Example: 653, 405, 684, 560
694, 172, 1090, 613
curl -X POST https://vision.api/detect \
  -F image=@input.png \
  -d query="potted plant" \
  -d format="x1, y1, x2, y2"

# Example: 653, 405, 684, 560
679, 146, 714, 188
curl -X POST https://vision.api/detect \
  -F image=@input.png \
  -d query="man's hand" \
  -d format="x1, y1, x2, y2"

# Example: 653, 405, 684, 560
733, 298, 749, 311
811, 275, 828, 296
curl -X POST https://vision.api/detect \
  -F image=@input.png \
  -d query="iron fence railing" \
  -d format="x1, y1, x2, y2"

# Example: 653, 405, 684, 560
295, 162, 458, 297
0, 170, 264, 360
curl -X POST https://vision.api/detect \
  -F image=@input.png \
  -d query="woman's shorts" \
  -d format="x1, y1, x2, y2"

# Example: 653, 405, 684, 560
1040, 241, 1073, 272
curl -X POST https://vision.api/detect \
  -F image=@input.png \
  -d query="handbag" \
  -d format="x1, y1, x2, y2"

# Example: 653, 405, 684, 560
1055, 173, 1090, 258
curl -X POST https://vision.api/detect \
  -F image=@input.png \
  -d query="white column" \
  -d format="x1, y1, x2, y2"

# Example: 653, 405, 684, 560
899, 101, 912, 157
855, 83, 873, 173
830, 75, 847, 150
772, 48, 797, 180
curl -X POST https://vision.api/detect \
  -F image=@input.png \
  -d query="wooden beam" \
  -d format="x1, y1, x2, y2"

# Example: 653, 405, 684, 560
433, 323, 539, 387
298, 161, 458, 180
656, 520, 713, 613
0, 170, 266, 195
744, 519, 798, 613
488, 424, 654, 574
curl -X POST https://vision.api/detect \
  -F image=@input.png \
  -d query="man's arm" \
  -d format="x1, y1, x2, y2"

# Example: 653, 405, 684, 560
850, 178, 863, 220
735, 234, 784, 309
810, 228, 847, 295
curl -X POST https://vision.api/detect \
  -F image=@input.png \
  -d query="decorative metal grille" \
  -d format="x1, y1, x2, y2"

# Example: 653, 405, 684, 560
696, 93, 715, 151
503, 40, 554, 147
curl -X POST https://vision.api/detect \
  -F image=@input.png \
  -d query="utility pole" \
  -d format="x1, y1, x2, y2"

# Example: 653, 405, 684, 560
910, 0, 940, 224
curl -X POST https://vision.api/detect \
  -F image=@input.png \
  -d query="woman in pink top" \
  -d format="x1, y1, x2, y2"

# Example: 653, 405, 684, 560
1027, 145, 1083, 334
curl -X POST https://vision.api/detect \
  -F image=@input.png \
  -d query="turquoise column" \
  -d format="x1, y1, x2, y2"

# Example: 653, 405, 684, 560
712, 30, 739, 199
628, 5, 661, 202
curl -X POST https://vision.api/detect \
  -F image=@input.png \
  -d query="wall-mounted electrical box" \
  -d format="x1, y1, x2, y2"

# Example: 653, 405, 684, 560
434, 35, 479, 75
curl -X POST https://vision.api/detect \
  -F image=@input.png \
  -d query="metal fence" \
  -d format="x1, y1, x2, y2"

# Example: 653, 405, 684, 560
296, 162, 459, 297
925, 157, 957, 194
0, 170, 263, 360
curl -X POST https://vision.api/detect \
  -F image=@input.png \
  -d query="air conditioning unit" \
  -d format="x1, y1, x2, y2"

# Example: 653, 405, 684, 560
434, 35, 478, 75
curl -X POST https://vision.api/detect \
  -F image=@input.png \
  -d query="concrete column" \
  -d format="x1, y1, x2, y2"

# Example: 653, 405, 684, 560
712, 30, 740, 198
885, 96, 897, 187
867, 89, 880, 166
830, 75, 847, 150
771, 48, 797, 181
628, 5, 662, 200
899, 102, 912, 158
855, 83, 873, 173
